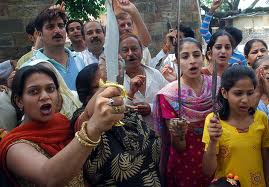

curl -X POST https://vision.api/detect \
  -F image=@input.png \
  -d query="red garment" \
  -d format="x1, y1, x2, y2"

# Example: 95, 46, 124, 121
166, 130, 210, 187
0, 113, 73, 186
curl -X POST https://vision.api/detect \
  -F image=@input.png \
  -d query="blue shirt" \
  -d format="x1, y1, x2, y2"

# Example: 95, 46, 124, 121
200, 12, 247, 66
0, 60, 13, 80
25, 48, 85, 90
257, 100, 269, 118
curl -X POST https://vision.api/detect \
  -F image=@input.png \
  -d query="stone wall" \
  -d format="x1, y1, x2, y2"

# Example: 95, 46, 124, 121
0, 0, 56, 61
133, 0, 201, 55
0, 0, 201, 61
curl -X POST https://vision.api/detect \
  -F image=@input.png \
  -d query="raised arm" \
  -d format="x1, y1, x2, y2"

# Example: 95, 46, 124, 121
114, 0, 151, 46
200, 0, 222, 44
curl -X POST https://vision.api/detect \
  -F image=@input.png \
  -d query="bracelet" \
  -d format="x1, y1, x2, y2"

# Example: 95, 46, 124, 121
75, 132, 97, 147
80, 121, 101, 144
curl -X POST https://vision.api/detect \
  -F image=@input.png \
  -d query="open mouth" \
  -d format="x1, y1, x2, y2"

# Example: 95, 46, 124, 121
127, 58, 137, 63
219, 56, 227, 60
239, 106, 249, 111
91, 38, 101, 43
53, 34, 63, 39
40, 103, 52, 116
189, 67, 198, 73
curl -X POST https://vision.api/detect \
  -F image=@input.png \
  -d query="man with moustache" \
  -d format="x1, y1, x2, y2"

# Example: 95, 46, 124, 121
114, 0, 152, 65
120, 33, 168, 129
25, 7, 85, 91
66, 20, 86, 52
77, 21, 105, 65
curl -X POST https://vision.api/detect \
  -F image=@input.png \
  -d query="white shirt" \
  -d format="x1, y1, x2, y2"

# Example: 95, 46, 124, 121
141, 47, 152, 66
76, 49, 99, 65
124, 65, 168, 128
0, 91, 17, 131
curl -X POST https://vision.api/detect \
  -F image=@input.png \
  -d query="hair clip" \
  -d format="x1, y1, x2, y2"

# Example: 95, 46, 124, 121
226, 173, 239, 185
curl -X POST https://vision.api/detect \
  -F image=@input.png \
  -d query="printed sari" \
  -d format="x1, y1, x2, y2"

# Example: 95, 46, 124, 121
154, 74, 219, 187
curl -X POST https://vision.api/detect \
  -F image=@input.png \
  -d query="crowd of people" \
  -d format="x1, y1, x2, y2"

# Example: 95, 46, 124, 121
0, 0, 269, 186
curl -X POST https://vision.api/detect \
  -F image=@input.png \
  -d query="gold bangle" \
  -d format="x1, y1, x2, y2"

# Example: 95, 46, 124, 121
75, 132, 97, 147
80, 121, 101, 144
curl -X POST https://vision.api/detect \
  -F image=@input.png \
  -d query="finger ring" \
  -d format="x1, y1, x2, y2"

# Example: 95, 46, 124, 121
108, 98, 115, 106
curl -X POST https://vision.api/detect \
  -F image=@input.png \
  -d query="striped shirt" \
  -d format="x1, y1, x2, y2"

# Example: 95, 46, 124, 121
200, 12, 247, 66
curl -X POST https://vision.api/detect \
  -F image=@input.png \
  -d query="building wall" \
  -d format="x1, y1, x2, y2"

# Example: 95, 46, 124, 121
0, 0, 56, 61
233, 14, 269, 30
0, 0, 201, 61
133, 0, 201, 55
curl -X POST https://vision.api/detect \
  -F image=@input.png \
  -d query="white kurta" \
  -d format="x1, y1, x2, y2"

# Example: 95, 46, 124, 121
124, 64, 168, 128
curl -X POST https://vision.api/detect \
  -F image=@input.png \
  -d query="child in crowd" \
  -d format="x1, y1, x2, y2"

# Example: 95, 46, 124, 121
203, 65, 269, 187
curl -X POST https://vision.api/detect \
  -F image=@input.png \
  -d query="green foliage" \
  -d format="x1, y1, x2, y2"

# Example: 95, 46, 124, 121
56, 0, 106, 21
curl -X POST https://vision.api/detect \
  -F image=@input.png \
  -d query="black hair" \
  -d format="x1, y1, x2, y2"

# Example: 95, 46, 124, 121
252, 55, 269, 70
175, 37, 202, 60
11, 64, 59, 121
218, 65, 257, 120
82, 20, 105, 36
244, 39, 268, 58
179, 24, 195, 38
66, 19, 84, 35
206, 30, 236, 61
26, 20, 36, 36
35, 7, 67, 32
223, 26, 242, 47
76, 63, 99, 106
209, 177, 241, 187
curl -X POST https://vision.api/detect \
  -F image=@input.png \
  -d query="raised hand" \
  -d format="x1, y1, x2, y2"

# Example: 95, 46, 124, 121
128, 75, 146, 98
210, 0, 223, 12
49, 1, 65, 13
161, 65, 177, 82
114, 0, 137, 16
86, 87, 124, 137
163, 30, 177, 53
207, 116, 222, 142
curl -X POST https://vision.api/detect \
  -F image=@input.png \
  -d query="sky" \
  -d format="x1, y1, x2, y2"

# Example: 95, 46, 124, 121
239, 0, 268, 10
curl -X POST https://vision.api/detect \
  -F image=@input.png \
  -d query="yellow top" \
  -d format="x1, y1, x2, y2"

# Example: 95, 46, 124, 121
17, 50, 33, 68
202, 111, 269, 187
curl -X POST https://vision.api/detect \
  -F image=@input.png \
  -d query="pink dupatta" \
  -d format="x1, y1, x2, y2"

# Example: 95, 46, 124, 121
153, 74, 220, 183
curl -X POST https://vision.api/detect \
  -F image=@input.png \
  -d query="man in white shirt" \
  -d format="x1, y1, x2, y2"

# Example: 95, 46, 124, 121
120, 33, 168, 129
77, 21, 105, 65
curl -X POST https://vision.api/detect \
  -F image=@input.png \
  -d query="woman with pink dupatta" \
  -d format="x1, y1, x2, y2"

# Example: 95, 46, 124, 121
154, 38, 219, 186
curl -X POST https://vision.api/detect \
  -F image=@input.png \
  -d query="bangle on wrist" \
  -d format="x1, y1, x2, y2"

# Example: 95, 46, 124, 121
75, 132, 97, 147
75, 121, 101, 147
81, 121, 101, 144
